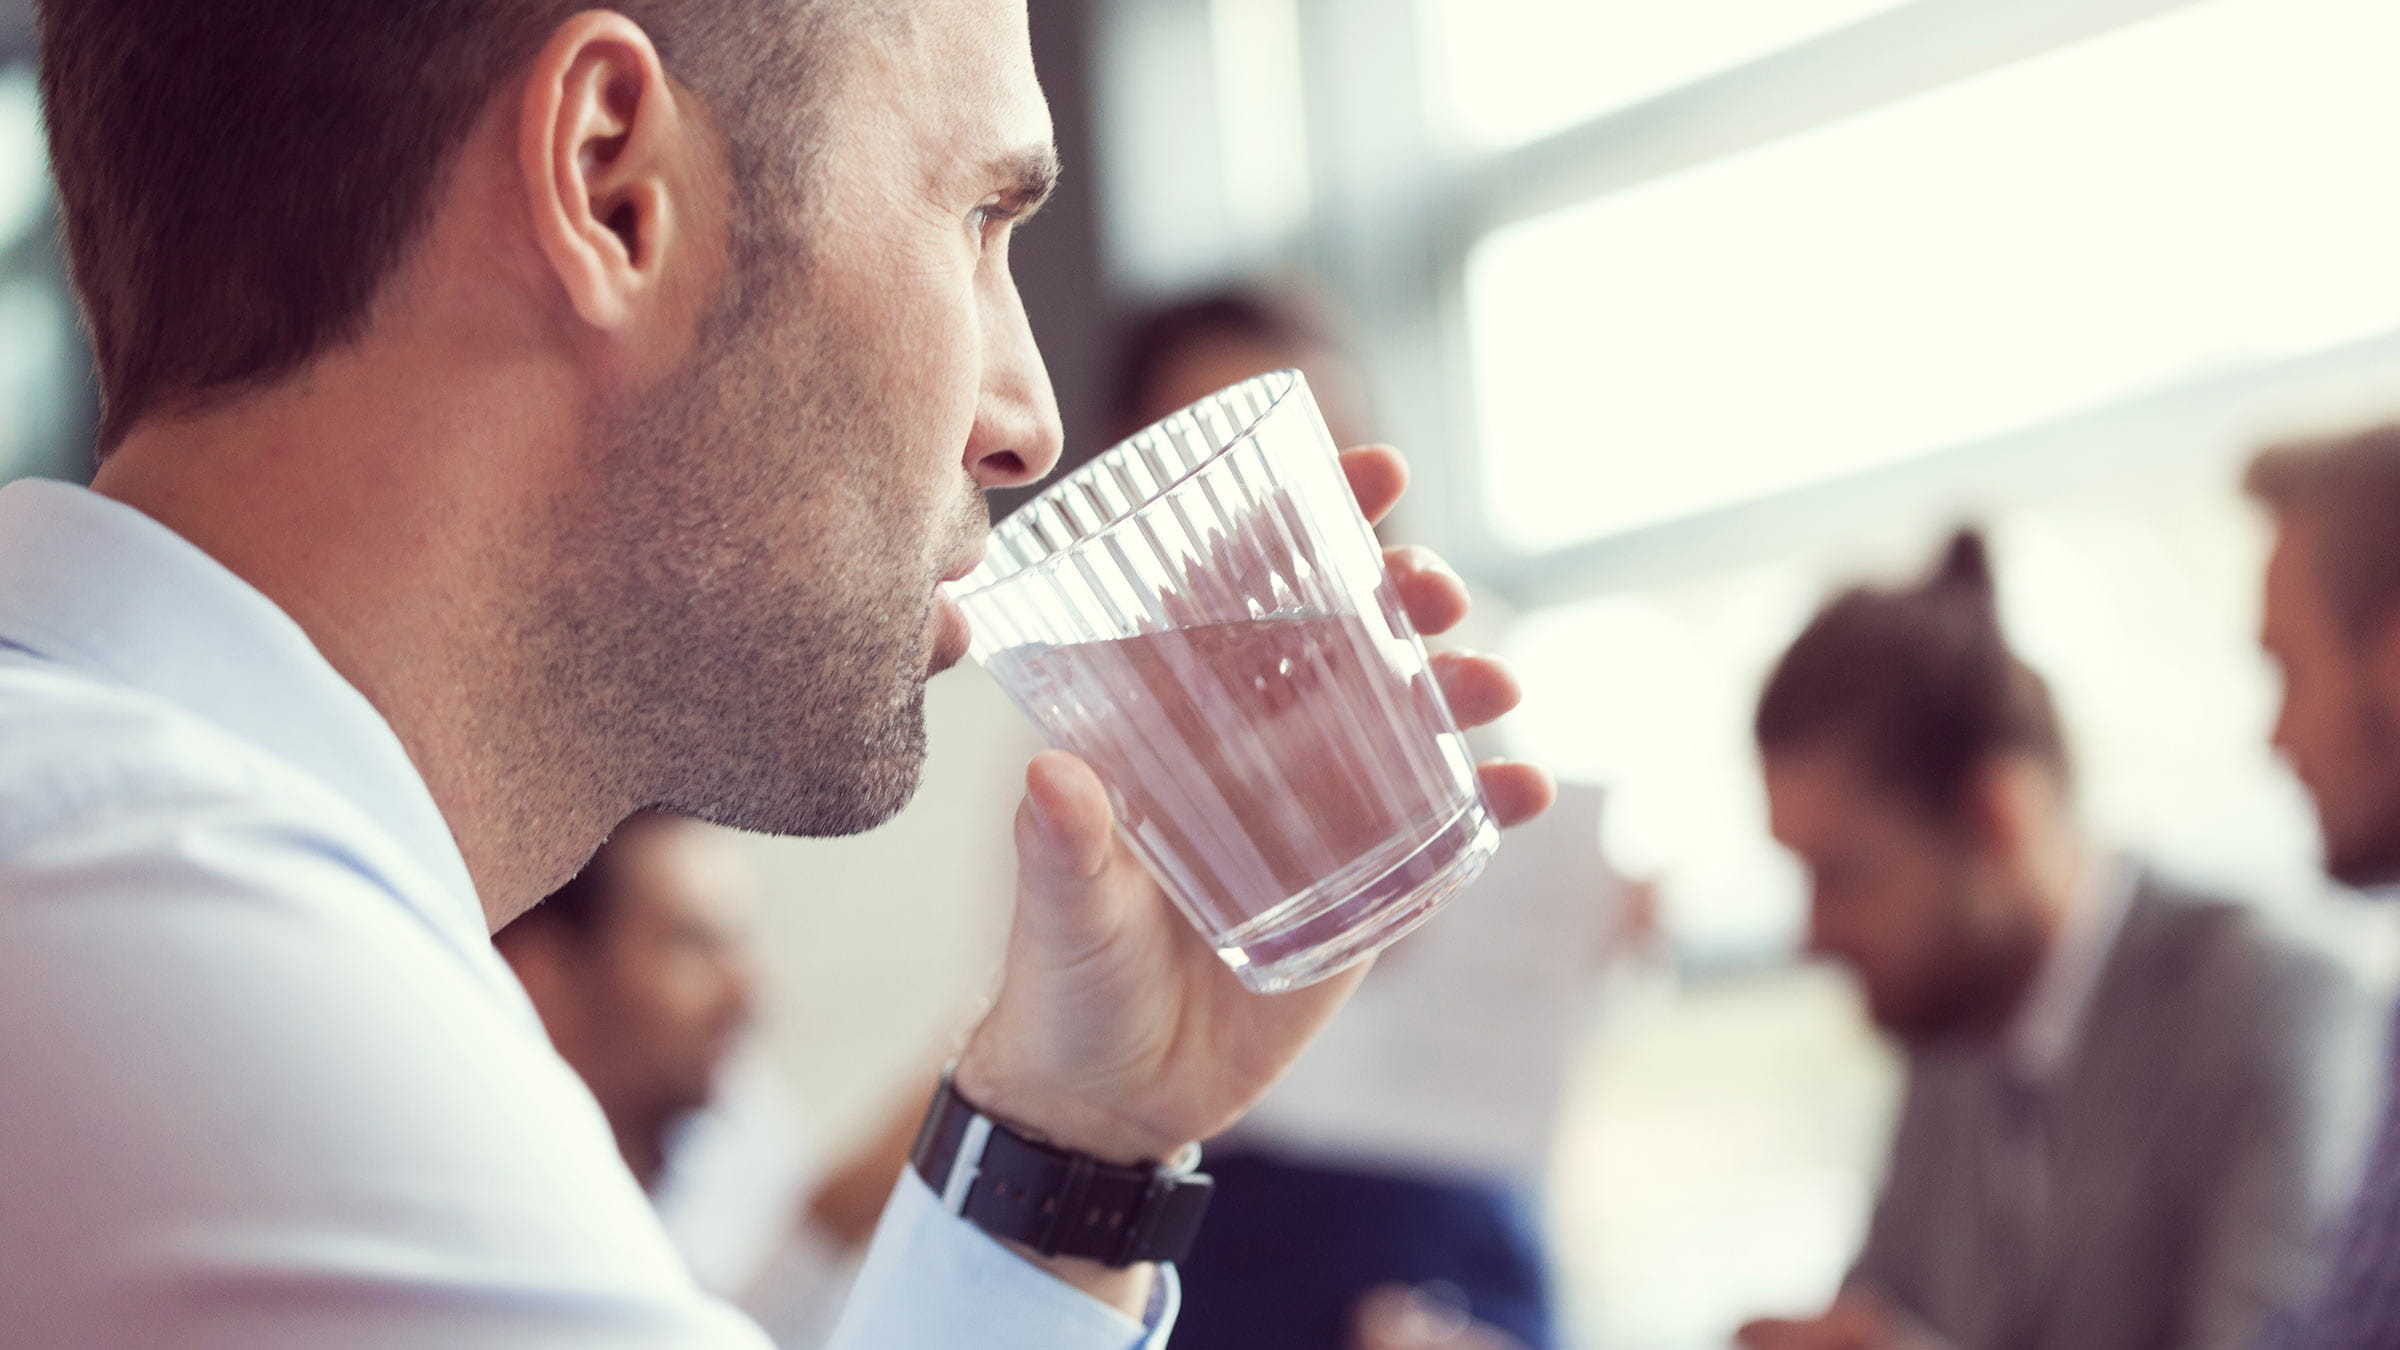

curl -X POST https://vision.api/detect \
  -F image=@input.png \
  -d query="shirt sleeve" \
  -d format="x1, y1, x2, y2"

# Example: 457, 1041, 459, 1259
824, 1172, 1178, 1350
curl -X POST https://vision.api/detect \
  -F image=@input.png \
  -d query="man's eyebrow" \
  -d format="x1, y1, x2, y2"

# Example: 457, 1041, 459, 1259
992, 146, 1063, 214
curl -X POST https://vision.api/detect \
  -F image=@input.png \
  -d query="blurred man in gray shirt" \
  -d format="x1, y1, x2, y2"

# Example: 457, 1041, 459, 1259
1739, 530, 2377, 1350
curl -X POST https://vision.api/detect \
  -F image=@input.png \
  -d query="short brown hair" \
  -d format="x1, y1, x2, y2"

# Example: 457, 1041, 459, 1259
2246, 423, 2400, 639
1756, 530, 2069, 819
37, 1, 831, 452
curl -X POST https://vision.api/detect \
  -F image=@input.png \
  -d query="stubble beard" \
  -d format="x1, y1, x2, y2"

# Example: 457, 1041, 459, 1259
1883, 874, 2047, 1049
539, 271, 943, 841
2322, 690, 2400, 891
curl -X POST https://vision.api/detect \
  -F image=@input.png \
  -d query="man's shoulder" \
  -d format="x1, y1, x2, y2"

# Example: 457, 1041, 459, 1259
0, 660, 752, 1347
2123, 877, 2354, 990
0, 653, 442, 978
0, 653, 448, 899
0, 651, 491, 1006
2115, 874, 2374, 1063
0, 655, 293, 849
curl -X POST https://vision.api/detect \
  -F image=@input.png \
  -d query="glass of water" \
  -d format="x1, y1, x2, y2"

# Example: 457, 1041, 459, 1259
949, 370, 1498, 993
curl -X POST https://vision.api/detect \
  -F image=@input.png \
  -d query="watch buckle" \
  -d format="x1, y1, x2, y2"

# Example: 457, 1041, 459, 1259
938, 1113, 994, 1215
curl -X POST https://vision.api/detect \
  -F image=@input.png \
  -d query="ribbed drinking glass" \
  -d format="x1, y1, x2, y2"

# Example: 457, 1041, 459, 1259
949, 370, 1498, 993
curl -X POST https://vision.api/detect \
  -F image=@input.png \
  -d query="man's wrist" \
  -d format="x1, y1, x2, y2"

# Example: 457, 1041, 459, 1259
922, 1058, 1188, 1323
951, 1045, 1195, 1169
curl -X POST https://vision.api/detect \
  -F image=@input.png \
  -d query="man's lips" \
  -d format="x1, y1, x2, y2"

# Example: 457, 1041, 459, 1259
932, 532, 988, 671
931, 590, 972, 671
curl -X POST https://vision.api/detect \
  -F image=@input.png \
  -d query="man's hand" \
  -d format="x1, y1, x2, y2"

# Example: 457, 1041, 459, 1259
953, 446, 1552, 1310
1738, 1288, 1947, 1350
1350, 1284, 1529, 1350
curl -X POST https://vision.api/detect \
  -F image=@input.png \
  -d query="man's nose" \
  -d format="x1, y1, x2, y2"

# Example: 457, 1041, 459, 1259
965, 285, 1065, 491
2268, 697, 2299, 761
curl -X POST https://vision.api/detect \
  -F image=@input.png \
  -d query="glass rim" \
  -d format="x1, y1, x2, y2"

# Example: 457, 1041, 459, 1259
948, 367, 1307, 605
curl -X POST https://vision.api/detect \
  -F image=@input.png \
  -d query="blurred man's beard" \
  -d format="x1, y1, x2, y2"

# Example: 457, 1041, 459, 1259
539, 273, 937, 840
2323, 692, 2400, 889
1880, 886, 2046, 1048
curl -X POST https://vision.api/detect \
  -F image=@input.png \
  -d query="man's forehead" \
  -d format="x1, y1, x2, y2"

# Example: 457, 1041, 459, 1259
2262, 522, 2325, 623
857, 0, 1053, 158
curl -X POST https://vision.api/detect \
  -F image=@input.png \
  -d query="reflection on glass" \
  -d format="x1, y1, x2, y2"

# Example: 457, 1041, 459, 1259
1466, 0, 2400, 551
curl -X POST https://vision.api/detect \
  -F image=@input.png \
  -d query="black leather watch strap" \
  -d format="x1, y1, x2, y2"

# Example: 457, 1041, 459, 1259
908, 1074, 1214, 1267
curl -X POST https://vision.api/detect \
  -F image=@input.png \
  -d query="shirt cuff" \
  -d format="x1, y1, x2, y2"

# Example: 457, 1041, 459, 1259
823, 1170, 1179, 1350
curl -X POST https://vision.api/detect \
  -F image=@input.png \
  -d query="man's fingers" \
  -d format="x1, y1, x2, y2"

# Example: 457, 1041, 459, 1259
1350, 1283, 1527, 1350
1351, 1284, 1466, 1350
1388, 546, 1470, 635
1475, 760, 1554, 828
1016, 751, 1118, 889
1431, 651, 1521, 727
1340, 446, 1408, 526
1737, 1322, 1827, 1350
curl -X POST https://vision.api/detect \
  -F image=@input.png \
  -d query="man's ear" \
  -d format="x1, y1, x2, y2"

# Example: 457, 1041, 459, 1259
514, 12, 706, 335
1963, 753, 2051, 860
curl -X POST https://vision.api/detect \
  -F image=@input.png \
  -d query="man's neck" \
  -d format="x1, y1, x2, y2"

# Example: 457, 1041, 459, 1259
91, 382, 625, 929
1989, 837, 2110, 1074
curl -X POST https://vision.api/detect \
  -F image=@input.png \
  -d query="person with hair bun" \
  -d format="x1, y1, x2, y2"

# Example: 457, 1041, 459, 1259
1738, 531, 2376, 1350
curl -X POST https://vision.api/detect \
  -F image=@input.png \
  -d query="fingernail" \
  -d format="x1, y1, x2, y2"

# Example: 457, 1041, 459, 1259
1024, 762, 1064, 837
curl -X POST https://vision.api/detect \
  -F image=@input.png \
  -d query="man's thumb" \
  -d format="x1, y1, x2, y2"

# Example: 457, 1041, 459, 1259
1015, 751, 1118, 895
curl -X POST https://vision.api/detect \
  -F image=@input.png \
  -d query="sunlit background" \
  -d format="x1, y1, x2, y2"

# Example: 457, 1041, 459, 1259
6, 2, 2400, 1345
1096, 4, 2400, 1332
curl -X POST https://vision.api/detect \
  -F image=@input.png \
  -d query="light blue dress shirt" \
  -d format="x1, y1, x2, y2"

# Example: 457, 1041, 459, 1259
0, 478, 1174, 1349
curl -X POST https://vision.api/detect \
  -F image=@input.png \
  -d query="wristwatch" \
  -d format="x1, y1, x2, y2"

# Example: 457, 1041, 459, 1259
908, 1072, 1215, 1267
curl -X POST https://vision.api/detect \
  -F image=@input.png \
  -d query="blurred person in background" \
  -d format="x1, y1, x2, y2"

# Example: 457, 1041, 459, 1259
499, 812, 768, 1199
2249, 424, 2400, 1346
1108, 288, 1656, 1350
1739, 530, 2375, 1350
1106, 286, 1376, 453
498, 810, 925, 1349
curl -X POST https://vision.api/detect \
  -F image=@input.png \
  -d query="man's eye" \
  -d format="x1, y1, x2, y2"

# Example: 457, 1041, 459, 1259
971, 200, 1029, 242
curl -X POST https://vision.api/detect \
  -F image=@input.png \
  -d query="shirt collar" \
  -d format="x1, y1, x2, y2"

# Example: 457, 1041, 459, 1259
2002, 854, 2137, 1087
0, 478, 486, 940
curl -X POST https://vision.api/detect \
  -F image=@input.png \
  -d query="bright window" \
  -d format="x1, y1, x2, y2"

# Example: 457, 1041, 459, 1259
1466, 0, 2400, 553
1428, 0, 1909, 149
